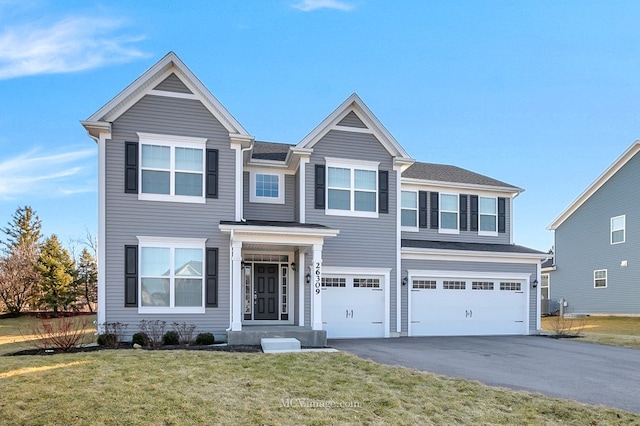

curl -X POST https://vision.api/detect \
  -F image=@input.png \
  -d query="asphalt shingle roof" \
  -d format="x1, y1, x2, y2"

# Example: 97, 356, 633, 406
251, 141, 293, 161
402, 239, 545, 254
402, 162, 519, 189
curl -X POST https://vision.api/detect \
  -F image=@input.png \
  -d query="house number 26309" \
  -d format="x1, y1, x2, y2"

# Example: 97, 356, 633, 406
314, 262, 321, 295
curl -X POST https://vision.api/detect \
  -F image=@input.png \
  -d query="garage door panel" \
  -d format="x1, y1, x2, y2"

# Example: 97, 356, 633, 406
411, 277, 527, 336
322, 275, 384, 339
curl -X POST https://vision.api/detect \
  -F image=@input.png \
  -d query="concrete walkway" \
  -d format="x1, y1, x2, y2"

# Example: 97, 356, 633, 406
330, 335, 640, 414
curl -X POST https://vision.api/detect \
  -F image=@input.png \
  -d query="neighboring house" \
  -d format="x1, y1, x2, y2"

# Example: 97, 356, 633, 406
82, 52, 546, 345
541, 257, 556, 315
548, 141, 640, 315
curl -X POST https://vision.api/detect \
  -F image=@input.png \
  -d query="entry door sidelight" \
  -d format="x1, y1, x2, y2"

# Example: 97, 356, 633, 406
254, 264, 279, 320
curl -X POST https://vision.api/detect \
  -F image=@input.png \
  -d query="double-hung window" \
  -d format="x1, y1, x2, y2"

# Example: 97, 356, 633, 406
250, 171, 284, 204
401, 191, 418, 229
479, 196, 498, 235
138, 237, 206, 314
138, 133, 207, 203
326, 158, 379, 217
611, 215, 625, 244
594, 269, 607, 288
440, 193, 459, 233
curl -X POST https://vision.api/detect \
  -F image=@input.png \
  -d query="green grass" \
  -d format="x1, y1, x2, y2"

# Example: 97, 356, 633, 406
0, 350, 638, 425
542, 316, 640, 349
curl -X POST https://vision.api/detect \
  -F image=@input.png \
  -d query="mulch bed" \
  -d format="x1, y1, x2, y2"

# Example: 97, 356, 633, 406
5, 343, 262, 356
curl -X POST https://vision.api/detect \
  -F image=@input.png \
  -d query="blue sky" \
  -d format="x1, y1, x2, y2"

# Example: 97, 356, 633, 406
1, 0, 640, 252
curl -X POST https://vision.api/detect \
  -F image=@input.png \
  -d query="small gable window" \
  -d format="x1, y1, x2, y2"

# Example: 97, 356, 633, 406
138, 133, 207, 203
250, 171, 284, 204
439, 193, 459, 233
479, 196, 498, 235
594, 269, 607, 288
401, 191, 418, 229
325, 158, 379, 218
611, 215, 625, 244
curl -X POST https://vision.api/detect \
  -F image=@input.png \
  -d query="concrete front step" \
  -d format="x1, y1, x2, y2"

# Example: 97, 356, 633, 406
261, 337, 301, 353
227, 327, 327, 347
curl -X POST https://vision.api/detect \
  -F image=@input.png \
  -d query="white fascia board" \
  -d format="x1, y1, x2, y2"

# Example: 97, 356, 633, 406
401, 247, 548, 263
401, 177, 523, 196
219, 224, 339, 238
86, 52, 250, 136
81, 121, 112, 141
548, 140, 640, 230
296, 93, 411, 159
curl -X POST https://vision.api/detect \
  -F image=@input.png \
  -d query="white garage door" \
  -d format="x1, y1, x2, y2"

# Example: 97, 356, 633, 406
322, 275, 385, 338
410, 276, 527, 336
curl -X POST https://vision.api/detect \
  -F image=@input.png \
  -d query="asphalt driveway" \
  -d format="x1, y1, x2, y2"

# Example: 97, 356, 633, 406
330, 335, 640, 414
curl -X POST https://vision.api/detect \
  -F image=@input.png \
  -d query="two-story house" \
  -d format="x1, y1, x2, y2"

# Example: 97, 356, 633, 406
82, 52, 546, 345
547, 141, 640, 315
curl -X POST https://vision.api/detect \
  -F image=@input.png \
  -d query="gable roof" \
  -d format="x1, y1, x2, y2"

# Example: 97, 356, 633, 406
403, 161, 522, 192
548, 141, 640, 230
296, 93, 412, 159
84, 51, 249, 136
252, 141, 293, 161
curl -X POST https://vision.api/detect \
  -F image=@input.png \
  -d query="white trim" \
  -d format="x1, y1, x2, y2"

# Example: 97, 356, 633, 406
298, 252, 305, 326
594, 269, 608, 288
400, 190, 419, 231
296, 93, 411, 159
137, 132, 207, 146
148, 89, 199, 100
548, 141, 640, 230
325, 158, 379, 218
324, 157, 380, 168
478, 196, 498, 236
332, 124, 374, 134
299, 157, 309, 223
610, 214, 626, 245
86, 52, 251, 136
394, 164, 403, 334
96, 130, 110, 329
322, 266, 391, 338
136, 236, 207, 315
402, 247, 547, 263
249, 170, 285, 204
406, 269, 531, 337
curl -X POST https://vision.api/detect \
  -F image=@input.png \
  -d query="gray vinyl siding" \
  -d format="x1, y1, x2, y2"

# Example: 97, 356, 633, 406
104, 94, 234, 338
553, 151, 640, 314
337, 111, 367, 128
243, 172, 296, 221
401, 195, 511, 244
153, 73, 192, 94
305, 129, 399, 333
401, 258, 538, 334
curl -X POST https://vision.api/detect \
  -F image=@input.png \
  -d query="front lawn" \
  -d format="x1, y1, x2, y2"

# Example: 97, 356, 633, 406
541, 316, 640, 349
1, 350, 638, 425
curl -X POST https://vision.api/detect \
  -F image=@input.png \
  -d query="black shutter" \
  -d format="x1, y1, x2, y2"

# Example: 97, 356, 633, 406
470, 195, 478, 231
378, 170, 389, 214
124, 245, 138, 307
430, 192, 439, 229
315, 165, 325, 209
418, 191, 428, 228
206, 248, 218, 307
459, 195, 468, 231
206, 149, 218, 199
125, 142, 138, 194
498, 197, 506, 233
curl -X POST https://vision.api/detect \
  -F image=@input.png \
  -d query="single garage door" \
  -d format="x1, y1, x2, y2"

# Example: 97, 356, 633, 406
322, 275, 385, 338
410, 276, 527, 336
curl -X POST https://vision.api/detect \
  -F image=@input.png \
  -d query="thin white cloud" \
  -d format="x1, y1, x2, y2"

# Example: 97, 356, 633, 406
0, 15, 148, 79
292, 0, 355, 12
0, 147, 96, 200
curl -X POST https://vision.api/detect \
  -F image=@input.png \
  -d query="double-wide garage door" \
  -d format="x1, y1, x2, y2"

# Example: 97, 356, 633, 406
410, 275, 527, 336
322, 274, 385, 338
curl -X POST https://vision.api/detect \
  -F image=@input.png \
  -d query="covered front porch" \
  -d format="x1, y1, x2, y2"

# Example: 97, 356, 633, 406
219, 220, 339, 346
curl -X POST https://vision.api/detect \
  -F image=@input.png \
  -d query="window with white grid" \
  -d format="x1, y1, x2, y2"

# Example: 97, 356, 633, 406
413, 279, 436, 289
472, 281, 494, 290
443, 280, 466, 290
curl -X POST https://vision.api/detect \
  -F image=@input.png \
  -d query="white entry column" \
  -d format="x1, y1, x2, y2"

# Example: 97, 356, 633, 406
231, 240, 243, 331
311, 243, 323, 331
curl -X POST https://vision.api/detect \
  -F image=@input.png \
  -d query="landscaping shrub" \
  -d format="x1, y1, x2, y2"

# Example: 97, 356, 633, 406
26, 314, 92, 352
138, 319, 166, 347
163, 330, 179, 346
172, 322, 196, 345
101, 322, 128, 346
195, 332, 215, 345
97, 333, 118, 347
132, 332, 150, 347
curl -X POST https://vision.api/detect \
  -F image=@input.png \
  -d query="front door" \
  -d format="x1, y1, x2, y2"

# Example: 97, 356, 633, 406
254, 264, 279, 320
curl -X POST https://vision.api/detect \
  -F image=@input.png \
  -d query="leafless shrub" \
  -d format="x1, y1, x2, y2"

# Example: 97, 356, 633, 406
549, 315, 587, 336
101, 322, 128, 346
172, 322, 197, 346
25, 314, 91, 351
139, 319, 166, 347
